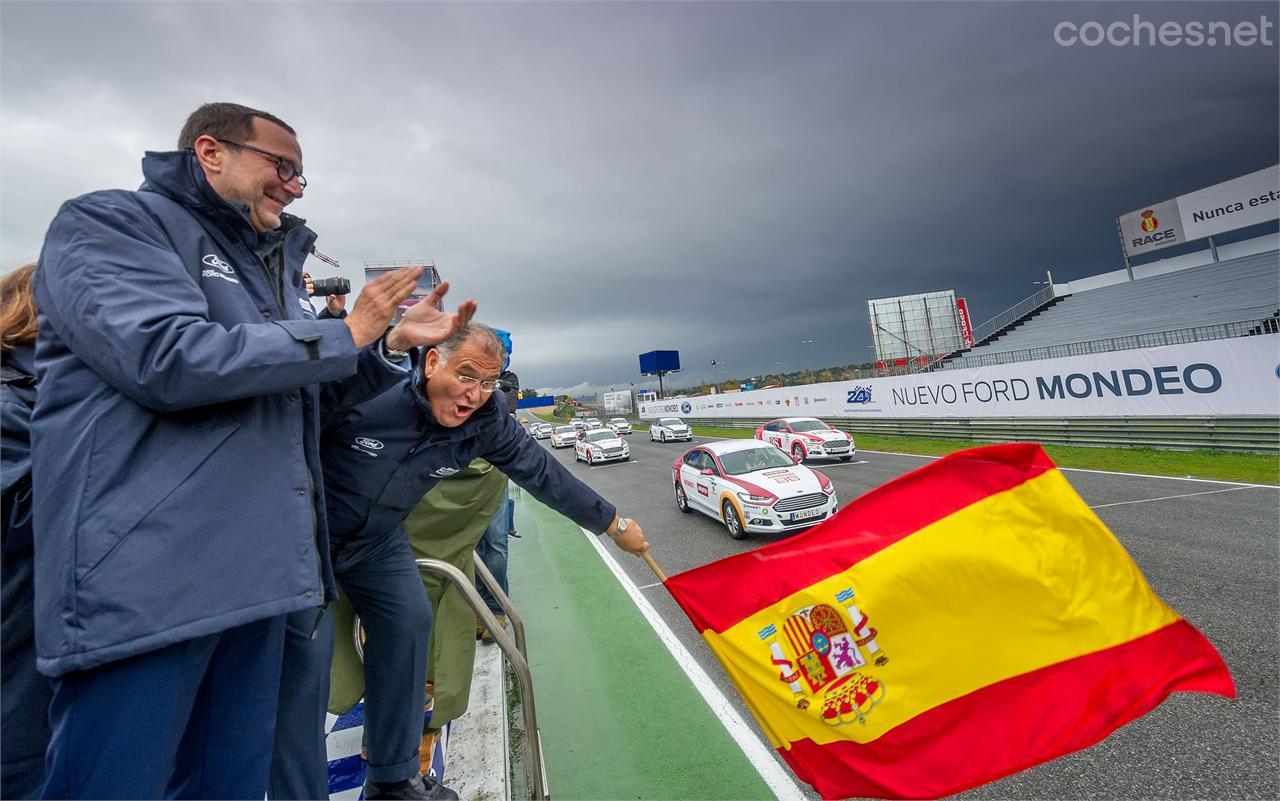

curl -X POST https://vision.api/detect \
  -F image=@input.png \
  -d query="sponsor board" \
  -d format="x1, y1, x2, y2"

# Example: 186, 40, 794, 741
1118, 165, 1279, 257
637, 336, 1278, 420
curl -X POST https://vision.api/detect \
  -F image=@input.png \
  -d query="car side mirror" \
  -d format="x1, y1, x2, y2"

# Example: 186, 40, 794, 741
700, 468, 715, 476
792, 453, 804, 464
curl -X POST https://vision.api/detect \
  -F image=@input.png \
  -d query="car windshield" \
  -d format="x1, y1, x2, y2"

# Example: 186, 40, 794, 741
609, 419, 626, 425
790, 419, 831, 433
555, 426, 575, 434
719, 446, 797, 475
658, 418, 685, 427
586, 430, 615, 442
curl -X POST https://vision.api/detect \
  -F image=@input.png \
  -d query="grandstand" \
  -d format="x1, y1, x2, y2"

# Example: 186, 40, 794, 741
941, 246, 1279, 371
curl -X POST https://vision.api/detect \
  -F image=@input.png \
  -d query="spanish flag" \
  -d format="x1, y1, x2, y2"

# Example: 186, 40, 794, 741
665, 443, 1234, 799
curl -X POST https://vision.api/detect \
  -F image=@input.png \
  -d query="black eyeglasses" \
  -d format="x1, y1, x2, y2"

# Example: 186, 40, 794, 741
215, 138, 307, 188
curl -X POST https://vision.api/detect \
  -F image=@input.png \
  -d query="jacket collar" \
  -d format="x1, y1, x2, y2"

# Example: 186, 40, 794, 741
139, 150, 311, 255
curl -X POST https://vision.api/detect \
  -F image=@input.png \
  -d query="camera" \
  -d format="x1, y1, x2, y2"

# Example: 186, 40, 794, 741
312, 277, 351, 296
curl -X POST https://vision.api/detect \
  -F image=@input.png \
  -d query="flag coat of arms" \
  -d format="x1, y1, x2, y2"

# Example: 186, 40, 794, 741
664, 443, 1234, 799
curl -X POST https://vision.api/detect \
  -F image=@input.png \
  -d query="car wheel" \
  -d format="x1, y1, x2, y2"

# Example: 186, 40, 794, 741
723, 500, 747, 540
792, 443, 806, 463
674, 483, 690, 513
587, 451, 594, 465
839, 455, 853, 462
660, 431, 667, 443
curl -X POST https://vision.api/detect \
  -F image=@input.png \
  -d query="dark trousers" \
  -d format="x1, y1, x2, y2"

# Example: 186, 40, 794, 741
276, 530, 432, 789
41, 615, 287, 800
268, 609, 334, 800
475, 485, 511, 615
337, 530, 432, 784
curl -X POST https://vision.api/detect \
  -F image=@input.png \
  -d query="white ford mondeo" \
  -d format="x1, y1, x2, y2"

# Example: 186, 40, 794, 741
671, 439, 837, 539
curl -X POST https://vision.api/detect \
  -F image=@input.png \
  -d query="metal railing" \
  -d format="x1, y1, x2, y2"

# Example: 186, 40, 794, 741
965, 284, 1059, 349
937, 317, 1279, 371
352, 557, 550, 800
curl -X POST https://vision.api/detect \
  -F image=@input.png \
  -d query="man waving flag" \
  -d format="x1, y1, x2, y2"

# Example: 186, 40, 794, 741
665, 443, 1234, 800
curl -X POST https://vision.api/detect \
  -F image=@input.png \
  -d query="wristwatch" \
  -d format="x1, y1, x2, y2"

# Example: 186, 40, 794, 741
380, 334, 410, 362
608, 517, 629, 540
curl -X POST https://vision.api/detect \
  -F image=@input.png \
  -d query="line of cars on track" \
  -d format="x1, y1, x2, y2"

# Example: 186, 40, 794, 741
530, 413, 857, 540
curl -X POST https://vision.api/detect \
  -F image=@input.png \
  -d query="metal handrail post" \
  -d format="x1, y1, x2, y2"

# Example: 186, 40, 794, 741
415, 558, 548, 801
350, 558, 549, 799
473, 554, 528, 658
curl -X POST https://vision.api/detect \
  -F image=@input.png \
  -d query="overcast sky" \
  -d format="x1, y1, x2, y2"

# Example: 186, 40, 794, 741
3, 0, 1276, 395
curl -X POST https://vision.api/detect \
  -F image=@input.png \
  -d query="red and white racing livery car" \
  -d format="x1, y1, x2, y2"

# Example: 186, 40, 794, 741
755, 417, 855, 462
671, 439, 837, 539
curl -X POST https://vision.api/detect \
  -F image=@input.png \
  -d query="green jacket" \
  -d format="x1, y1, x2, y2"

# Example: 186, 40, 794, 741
328, 459, 508, 727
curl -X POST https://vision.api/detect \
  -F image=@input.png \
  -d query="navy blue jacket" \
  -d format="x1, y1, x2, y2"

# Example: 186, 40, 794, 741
1, 344, 51, 792
31, 150, 401, 677
321, 375, 616, 550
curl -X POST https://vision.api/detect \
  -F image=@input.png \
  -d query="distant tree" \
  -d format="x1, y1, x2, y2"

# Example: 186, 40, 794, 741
521, 388, 540, 399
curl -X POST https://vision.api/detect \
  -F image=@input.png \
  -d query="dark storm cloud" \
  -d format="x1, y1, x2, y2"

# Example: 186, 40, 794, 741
2, 1, 1275, 394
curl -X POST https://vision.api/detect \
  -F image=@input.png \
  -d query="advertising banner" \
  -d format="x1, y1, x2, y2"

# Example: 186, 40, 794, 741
602, 390, 633, 414
1118, 165, 1279, 258
638, 336, 1278, 420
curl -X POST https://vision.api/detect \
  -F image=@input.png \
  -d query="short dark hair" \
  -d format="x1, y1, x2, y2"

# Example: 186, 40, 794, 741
177, 102, 296, 150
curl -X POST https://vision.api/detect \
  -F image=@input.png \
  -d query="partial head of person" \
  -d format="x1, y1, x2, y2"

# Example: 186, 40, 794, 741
179, 102, 305, 233
423, 323, 505, 428
0, 262, 38, 351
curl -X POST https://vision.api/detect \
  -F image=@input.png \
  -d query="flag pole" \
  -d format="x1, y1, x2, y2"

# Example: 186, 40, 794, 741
641, 550, 668, 583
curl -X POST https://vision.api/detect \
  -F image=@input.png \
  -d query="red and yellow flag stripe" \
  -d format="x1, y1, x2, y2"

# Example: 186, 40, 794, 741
665, 443, 1234, 800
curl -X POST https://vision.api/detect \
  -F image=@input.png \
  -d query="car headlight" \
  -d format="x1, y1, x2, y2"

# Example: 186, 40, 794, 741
822, 483, 836, 495
736, 492, 774, 504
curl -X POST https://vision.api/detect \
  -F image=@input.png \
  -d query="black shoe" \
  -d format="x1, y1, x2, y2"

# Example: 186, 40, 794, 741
508, 529, 521, 539
363, 772, 459, 800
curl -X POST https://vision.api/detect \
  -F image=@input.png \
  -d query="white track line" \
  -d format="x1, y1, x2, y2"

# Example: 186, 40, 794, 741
588, 460, 641, 471
579, 527, 808, 801
1089, 485, 1259, 509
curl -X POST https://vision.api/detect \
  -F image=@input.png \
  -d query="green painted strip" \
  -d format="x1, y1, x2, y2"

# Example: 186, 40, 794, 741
507, 495, 777, 801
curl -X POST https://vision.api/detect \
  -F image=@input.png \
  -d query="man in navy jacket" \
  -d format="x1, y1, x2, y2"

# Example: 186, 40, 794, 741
31, 102, 474, 800
280, 322, 648, 800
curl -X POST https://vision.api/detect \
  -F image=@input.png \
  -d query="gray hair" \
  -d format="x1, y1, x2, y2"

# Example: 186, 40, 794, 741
432, 322, 504, 367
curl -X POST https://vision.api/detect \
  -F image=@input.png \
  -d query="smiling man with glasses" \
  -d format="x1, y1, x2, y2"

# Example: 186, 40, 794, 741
30, 101, 476, 801
275, 322, 649, 800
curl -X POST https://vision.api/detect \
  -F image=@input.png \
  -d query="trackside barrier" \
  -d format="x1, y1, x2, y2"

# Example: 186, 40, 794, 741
675, 416, 1279, 454
353, 558, 550, 800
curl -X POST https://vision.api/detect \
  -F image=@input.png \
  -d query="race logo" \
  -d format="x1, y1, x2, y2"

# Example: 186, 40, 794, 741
200, 253, 240, 284
1139, 210, 1158, 232
785, 399, 791, 406
681, 401, 693, 414
431, 466, 460, 478
846, 386, 872, 404
757, 586, 889, 727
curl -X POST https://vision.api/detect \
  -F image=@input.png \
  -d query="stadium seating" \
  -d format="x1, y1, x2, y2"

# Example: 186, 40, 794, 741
946, 249, 1279, 366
